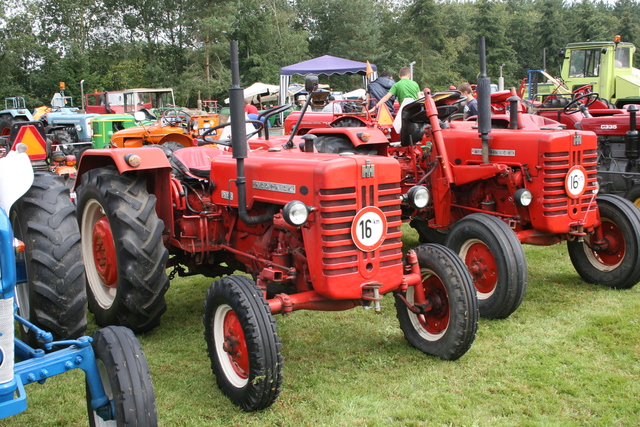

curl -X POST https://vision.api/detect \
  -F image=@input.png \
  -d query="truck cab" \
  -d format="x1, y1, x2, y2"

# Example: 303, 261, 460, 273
538, 37, 640, 107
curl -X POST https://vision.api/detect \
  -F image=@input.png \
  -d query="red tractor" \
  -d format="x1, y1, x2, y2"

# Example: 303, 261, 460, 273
277, 40, 640, 321
73, 42, 478, 411
521, 91, 640, 206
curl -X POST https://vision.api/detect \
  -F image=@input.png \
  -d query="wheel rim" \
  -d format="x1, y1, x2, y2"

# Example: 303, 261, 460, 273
459, 238, 498, 300
91, 359, 116, 426
82, 200, 118, 309
406, 269, 450, 340
214, 304, 249, 388
584, 219, 625, 271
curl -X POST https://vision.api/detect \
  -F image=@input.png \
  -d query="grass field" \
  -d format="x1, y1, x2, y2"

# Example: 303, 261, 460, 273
4, 225, 640, 426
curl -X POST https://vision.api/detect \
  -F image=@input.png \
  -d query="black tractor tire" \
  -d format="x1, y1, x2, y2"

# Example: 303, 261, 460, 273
623, 185, 640, 209
395, 244, 478, 361
203, 275, 283, 411
10, 171, 87, 346
568, 194, 640, 289
87, 326, 157, 427
0, 116, 27, 137
314, 135, 377, 155
410, 218, 448, 245
444, 213, 528, 319
76, 166, 169, 332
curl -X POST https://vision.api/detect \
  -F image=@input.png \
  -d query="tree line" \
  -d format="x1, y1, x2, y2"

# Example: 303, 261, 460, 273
1, 0, 638, 108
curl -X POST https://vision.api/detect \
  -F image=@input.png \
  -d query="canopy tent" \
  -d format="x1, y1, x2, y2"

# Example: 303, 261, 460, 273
224, 82, 280, 105
279, 55, 377, 108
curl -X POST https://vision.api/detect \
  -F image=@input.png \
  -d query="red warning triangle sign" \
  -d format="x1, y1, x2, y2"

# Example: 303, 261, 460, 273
12, 125, 47, 161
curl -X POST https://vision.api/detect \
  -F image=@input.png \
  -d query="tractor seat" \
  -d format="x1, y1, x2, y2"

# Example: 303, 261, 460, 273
170, 146, 224, 179
400, 101, 427, 147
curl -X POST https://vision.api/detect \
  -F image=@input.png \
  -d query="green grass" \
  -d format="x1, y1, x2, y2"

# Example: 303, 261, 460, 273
4, 225, 640, 426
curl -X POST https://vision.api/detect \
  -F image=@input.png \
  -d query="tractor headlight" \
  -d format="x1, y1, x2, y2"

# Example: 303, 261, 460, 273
404, 186, 430, 209
514, 188, 533, 207
124, 153, 141, 167
283, 200, 309, 226
593, 180, 600, 195
75, 124, 83, 132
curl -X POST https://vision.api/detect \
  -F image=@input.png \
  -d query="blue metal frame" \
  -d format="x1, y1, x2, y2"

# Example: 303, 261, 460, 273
0, 207, 114, 421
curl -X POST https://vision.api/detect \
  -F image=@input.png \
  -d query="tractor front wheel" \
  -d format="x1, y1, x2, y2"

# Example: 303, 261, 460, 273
87, 326, 157, 427
10, 172, 87, 346
444, 213, 528, 319
395, 244, 478, 361
568, 194, 640, 289
76, 166, 169, 332
203, 275, 283, 411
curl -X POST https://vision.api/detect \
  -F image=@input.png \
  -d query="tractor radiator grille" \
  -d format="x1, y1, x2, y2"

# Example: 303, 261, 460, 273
541, 148, 598, 217
318, 183, 403, 276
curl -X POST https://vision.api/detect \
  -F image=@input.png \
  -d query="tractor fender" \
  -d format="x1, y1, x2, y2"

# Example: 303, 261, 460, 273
75, 147, 172, 188
0, 110, 34, 121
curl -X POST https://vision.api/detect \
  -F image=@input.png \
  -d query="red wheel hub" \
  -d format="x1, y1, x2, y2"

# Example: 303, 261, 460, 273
92, 217, 118, 287
418, 275, 450, 335
593, 221, 625, 266
222, 310, 249, 379
464, 242, 498, 295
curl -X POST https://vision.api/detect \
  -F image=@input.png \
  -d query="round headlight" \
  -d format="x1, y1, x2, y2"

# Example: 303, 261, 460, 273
283, 200, 309, 226
405, 186, 430, 209
514, 188, 533, 207
75, 124, 83, 132
593, 180, 600, 195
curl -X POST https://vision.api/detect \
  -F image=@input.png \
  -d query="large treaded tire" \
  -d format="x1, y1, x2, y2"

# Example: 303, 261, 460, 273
395, 244, 478, 361
10, 171, 87, 346
568, 194, 640, 289
203, 275, 283, 411
76, 166, 169, 332
87, 326, 158, 427
444, 213, 528, 319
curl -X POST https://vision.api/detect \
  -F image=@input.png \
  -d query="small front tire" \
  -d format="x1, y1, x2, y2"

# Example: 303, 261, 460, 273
203, 275, 283, 411
568, 194, 640, 289
87, 326, 157, 427
395, 244, 478, 361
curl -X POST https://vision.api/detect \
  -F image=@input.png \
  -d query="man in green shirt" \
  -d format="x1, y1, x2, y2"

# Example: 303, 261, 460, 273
370, 66, 420, 113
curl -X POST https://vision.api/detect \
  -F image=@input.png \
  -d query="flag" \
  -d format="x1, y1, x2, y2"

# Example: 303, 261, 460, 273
366, 61, 373, 77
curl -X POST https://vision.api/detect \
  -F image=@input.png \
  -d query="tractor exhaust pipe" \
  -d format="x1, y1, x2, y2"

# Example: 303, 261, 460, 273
477, 37, 492, 164
229, 41, 277, 224
625, 104, 639, 160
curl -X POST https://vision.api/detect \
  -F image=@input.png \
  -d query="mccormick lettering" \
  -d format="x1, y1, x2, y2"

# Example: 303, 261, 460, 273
471, 148, 515, 157
252, 181, 296, 194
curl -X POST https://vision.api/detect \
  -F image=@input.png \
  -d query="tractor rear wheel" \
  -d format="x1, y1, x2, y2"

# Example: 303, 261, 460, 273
203, 275, 283, 411
395, 244, 478, 361
410, 217, 447, 245
10, 171, 87, 346
444, 213, 528, 319
314, 135, 377, 155
568, 194, 640, 289
76, 166, 169, 332
87, 326, 157, 427
0, 116, 27, 137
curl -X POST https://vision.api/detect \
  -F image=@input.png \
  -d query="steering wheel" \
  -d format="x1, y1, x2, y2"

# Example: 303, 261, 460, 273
258, 104, 292, 121
161, 108, 190, 126
563, 92, 600, 115
197, 120, 265, 146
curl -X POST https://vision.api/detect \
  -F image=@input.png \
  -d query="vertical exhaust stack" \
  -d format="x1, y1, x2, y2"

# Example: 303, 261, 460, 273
229, 41, 276, 225
477, 37, 492, 164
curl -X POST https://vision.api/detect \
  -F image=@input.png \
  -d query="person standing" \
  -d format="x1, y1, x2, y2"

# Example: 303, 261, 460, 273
457, 82, 478, 119
367, 70, 396, 113
370, 66, 420, 113
244, 99, 259, 115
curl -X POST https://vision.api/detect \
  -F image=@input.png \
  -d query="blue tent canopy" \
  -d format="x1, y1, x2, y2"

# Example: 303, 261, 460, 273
279, 56, 377, 113
280, 55, 377, 76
